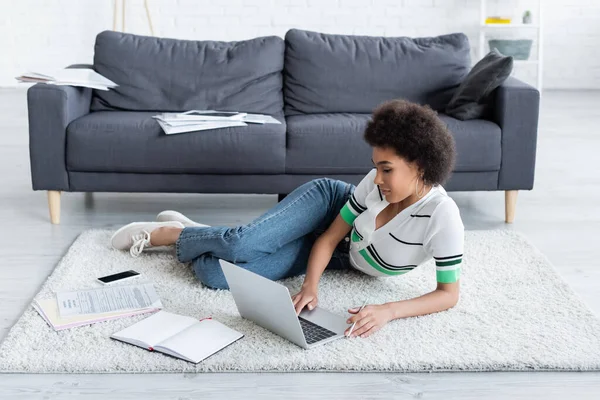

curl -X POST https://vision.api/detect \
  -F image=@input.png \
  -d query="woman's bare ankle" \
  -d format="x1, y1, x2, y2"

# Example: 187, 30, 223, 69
150, 227, 183, 246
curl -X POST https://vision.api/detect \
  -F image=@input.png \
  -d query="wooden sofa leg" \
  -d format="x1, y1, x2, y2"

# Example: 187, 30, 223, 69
505, 190, 518, 224
48, 191, 61, 224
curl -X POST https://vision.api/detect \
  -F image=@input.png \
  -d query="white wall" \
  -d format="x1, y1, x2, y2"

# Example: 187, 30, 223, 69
1, 0, 598, 89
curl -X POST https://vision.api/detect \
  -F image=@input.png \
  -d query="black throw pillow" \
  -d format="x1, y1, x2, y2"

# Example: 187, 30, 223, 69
445, 49, 513, 120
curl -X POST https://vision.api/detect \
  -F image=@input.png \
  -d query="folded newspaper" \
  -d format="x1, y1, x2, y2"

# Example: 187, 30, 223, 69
153, 110, 281, 135
16, 69, 118, 91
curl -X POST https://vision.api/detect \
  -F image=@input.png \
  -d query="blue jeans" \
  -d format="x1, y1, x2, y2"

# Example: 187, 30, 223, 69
176, 178, 355, 289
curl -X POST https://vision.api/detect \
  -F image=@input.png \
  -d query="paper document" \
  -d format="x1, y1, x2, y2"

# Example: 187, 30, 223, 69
56, 283, 161, 317
46, 82, 112, 91
152, 110, 280, 135
154, 111, 246, 122
240, 113, 281, 124
156, 120, 247, 135
16, 68, 117, 90
178, 110, 247, 120
154, 111, 280, 125
33, 298, 160, 331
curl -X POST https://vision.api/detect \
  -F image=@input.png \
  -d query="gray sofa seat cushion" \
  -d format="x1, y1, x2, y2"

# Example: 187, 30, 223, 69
285, 114, 501, 175
284, 29, 471, 115
66, 111, 286, 174
91, 31, 285, 114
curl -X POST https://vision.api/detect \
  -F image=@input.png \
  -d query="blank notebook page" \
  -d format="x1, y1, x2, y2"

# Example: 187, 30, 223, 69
157, 319, 242, 363
112, 311, 198, 347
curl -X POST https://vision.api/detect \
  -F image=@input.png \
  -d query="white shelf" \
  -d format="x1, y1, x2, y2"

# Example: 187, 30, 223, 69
481, 24, 540, 29
479, 0, 543, 90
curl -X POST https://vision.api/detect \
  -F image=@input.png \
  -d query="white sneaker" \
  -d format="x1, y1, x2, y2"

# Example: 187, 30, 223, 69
110, 221, 185, 257
156, 210, 210, 228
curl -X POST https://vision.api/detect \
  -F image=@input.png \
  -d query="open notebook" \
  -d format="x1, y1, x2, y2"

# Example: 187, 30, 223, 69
111, 311, 244, 364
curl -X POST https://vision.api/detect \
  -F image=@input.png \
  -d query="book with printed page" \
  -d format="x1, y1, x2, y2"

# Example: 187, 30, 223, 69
33, 282, 163, 330
110, 311, 244, 364
33, 298, 161, 331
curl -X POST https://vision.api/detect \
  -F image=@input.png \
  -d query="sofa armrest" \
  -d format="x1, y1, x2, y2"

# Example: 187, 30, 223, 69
28, 84, 92, 190
492, 76, 540, 190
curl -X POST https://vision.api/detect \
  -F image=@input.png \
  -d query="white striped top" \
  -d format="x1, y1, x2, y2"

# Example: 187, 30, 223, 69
339, 169, 464, 283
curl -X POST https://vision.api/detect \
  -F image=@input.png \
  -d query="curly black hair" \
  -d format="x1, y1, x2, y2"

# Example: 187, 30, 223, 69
363, 99, 456, 186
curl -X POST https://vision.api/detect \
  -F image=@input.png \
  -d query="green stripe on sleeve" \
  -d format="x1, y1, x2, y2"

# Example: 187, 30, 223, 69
437, 268, 461, 283
340, 203, 357, 225
351, 230, 361, 242
435, 259, 462, 267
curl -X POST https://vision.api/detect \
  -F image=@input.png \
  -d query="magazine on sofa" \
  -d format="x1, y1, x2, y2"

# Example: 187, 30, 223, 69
153, 110, 281, 135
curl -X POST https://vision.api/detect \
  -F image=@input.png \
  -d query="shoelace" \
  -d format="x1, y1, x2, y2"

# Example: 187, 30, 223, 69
130, 230, 152, 257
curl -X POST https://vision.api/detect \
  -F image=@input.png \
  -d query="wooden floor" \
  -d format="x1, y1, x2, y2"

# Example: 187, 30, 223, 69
0, 88, 599, 399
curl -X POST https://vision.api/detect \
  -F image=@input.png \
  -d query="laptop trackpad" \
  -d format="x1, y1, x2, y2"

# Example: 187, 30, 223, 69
299, 307, 350, 335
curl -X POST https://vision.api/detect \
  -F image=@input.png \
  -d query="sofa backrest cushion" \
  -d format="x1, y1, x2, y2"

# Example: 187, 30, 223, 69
283, 29, 471, 115
91, 31, 285, 114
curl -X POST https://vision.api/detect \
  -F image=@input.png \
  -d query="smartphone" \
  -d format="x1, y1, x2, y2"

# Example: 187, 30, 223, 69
97, 270, 140, 285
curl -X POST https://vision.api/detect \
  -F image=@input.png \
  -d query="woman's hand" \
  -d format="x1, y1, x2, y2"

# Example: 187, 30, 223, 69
345, 304, 393, 338
291, 285, 318, 315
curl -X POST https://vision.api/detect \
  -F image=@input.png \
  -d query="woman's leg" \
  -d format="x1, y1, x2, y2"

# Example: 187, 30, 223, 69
192, 226, 352, 290
192, 234, 313, 289
176, 178, 353, 264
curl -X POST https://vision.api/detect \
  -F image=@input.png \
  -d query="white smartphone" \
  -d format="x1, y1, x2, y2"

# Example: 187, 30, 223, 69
97, 270, 140, 285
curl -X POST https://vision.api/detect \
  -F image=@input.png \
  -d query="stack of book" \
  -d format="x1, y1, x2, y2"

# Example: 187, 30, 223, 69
33, 283, 163, 331
153, 110, 281, 135
16, 68, 118, 91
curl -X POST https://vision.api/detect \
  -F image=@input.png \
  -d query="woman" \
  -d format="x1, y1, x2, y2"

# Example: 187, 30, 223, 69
111, 99, 464, 339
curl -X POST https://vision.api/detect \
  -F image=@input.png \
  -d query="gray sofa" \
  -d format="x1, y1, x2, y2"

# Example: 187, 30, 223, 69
28, 29, 539, 224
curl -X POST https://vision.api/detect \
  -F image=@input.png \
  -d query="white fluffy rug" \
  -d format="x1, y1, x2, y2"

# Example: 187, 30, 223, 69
1, 229, 599, 373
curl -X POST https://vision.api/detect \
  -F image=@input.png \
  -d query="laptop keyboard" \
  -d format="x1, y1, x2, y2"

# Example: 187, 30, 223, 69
298, 317, 337, 345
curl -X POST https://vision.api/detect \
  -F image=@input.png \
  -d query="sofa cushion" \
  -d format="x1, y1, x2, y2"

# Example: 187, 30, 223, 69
284, 29, 471, 115
91, 31, 285, 114
285, 114, 373, 174
446, 49, 513, 120
66, 112, 286, 174
285, 114, 501, 174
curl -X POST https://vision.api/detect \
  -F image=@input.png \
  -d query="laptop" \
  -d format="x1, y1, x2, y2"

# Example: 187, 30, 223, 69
219, 259, 351, 349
